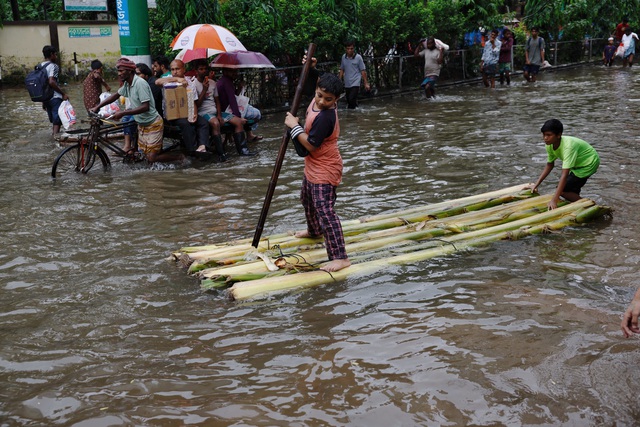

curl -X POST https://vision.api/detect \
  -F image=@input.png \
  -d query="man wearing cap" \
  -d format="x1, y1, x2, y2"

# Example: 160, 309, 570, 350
91, 57, 181, 163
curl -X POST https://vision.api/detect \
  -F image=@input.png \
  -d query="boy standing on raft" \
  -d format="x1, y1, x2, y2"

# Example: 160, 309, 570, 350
284, 72, 351, 272
527, 119, 600, 210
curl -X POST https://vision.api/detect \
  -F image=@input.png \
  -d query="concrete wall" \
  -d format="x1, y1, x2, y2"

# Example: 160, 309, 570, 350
0, 21, 121, 81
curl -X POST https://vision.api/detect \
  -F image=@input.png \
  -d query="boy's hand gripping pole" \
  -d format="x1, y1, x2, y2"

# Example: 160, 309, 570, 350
251, 43, 316, 248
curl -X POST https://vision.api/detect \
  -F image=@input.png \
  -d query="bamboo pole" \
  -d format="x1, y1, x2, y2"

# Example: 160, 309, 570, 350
179, 189, 537, 266
204, 200, 575, 284
197, 195, 558, 278
228, 201, 611, 300
174, 183, 534, 255
251, 43, 317, 248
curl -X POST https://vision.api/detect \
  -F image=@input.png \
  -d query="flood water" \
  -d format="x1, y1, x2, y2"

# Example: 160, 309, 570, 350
1, 66, 640, 426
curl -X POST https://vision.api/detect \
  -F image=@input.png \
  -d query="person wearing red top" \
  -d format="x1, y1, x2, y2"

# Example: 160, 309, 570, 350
285, 69, 351, 272
615, 17, 629, 43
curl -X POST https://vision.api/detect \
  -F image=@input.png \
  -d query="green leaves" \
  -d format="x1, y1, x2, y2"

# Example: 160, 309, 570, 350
522, 0, 639, 39
7, 0, 640, 62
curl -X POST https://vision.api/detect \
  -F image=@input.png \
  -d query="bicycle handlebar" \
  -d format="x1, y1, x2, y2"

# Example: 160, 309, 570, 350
87, 111, 119, 125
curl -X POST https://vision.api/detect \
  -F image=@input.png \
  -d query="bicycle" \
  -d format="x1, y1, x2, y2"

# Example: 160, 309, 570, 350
51, 112, 181, 179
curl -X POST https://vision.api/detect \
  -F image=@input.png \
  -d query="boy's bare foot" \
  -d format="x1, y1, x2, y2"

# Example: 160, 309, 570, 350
294, 230, 311, 238
320, 258, 351, 272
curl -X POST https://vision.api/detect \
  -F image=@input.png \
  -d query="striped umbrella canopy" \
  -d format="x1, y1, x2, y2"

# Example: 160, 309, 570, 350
170, 24, 246, 54
210, 51, 276, 69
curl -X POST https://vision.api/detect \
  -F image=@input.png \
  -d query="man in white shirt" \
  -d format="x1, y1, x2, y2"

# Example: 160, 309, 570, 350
414, 37, 444, 98
621, 27, 640, 67
156, 60, 211, 155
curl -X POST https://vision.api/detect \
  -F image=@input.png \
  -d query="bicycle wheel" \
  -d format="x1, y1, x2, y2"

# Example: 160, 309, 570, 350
51, 144, 110, 178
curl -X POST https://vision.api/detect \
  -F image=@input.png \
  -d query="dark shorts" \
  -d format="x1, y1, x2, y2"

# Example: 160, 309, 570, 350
483, 63, 498, 75
45, 97, 64, 126
523, 64, 541, 75
122, 115, 137, 136
563, 172, 590, 195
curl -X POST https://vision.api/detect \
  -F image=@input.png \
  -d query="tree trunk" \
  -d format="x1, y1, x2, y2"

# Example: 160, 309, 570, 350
10, 0, 20, 20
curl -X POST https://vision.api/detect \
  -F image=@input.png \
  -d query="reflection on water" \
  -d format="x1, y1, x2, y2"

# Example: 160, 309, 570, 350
1, 66, 640, 425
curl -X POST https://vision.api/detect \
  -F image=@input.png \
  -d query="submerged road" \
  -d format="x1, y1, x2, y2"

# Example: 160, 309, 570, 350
0, 65, 639, 425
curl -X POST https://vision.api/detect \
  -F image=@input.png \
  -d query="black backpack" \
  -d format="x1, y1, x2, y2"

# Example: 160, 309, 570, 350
25, 61, 54, 102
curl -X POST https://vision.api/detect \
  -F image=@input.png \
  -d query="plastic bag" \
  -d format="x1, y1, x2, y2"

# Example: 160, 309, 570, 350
435, 39, 450, 51
225, 89, 249, 118
98, 92, 120, 117
615, 44, 625, 58
58, 100, 77, 130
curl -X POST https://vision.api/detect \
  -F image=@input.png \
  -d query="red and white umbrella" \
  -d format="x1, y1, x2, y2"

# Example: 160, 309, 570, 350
175, 48, 219, 63
210, 51, 275, 69
170, 24, 246, 54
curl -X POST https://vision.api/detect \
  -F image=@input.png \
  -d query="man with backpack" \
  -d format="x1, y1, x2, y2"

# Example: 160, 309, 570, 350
36, 45, 69, 135
523, 28, 545, 83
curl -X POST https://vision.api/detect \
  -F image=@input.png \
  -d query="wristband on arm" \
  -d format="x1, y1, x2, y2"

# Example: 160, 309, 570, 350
289, 125, 309, 157
290, 124, 304, 141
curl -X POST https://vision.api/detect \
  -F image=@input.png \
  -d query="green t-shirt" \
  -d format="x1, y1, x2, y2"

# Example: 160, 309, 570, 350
546, 135, 600, 178
118, 75, 158, 126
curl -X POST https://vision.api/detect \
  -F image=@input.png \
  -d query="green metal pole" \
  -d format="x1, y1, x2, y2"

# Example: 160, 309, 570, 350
116, 0, 152, 66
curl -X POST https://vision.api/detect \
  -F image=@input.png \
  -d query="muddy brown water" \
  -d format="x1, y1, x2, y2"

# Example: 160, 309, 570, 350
1, 66, 640, 426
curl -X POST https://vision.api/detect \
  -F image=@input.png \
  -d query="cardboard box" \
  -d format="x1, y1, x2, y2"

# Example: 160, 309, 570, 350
163, 83, 188, 120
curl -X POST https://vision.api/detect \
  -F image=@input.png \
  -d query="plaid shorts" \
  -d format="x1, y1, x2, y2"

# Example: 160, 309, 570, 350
300, 176, 348, 261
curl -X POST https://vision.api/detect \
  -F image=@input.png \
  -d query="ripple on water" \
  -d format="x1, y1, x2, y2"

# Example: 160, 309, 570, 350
1, 67, 639, 425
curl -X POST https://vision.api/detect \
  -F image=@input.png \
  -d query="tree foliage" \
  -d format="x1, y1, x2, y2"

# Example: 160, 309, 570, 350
523, 0, 640, 39
4, 0, 640, 61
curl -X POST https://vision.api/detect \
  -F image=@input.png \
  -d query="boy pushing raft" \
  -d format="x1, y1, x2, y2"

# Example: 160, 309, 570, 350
284, 72, 351, 272
527, 119, 600, 210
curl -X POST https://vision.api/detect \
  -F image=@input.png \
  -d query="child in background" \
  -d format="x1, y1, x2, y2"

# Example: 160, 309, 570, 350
284, 72, 351, 272
603, 37, 617, 66
83, 59, 111, 112
527, 119, 600, 210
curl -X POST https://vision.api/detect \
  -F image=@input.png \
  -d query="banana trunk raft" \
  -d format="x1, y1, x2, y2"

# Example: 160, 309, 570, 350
171, 184, 611, 301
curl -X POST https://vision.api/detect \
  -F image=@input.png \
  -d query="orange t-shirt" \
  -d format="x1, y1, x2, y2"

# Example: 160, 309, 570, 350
303, 102, 342, 186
